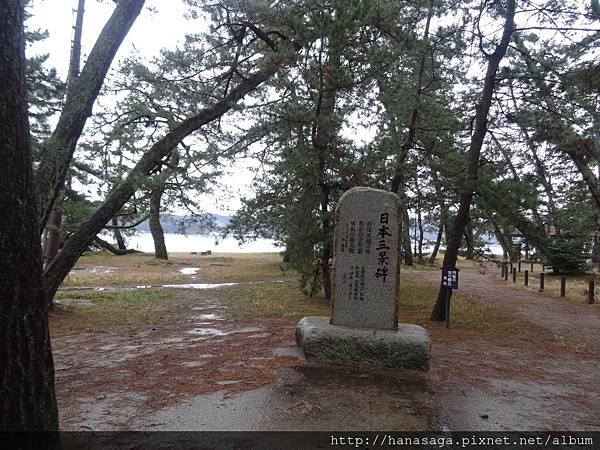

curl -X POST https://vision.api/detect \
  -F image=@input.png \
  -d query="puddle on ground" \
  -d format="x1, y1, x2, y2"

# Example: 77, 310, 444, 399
186, 328, 231, 337
217, 380, 244, 386
59, 280, 289, 293
234, 327, 263, 333
193, 313, 224, 321
180, 361, 206, 368
162, 283, 238, 289
70, 266, 117, 274
179, 268, 200, 276
60, 283, 238, 292
153, 337, 185, 345
246, 333, 272, 339
55, 298, 96, 306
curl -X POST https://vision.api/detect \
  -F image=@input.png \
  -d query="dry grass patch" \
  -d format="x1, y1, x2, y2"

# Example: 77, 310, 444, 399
51, 288, 185, 330
62, 251, 294, 287
214, 281, 330, 320
399, 278, 537, 333
215, 276, 531, 334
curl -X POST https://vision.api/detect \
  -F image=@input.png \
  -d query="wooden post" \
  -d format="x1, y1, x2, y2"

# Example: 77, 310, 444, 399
524, 270, 529, 286
560, 276, 566, 297
530, 261, 534, 272
539, 273, 544, 291
512, 267, 517, 283
588, 280, 595, 304
445, 289, 451, 329
518, 260, 521, 272
504, 264, 508, 281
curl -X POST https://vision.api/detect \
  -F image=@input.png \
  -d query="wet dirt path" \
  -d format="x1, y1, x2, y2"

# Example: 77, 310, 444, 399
53, 288, 434, 431
403, 268, 600, 430
52, 269, 600, 431
404, 267, 600, 347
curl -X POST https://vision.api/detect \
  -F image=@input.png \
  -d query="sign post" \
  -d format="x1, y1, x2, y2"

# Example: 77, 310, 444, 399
441, 267, 460, 329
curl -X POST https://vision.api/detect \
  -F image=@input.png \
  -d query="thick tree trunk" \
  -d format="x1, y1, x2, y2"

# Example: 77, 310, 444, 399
149, 186, 168, 260
43, 55, 287, 303
34, 0, 145, 230
432, 0, 515, 321
0, 0, 58, 430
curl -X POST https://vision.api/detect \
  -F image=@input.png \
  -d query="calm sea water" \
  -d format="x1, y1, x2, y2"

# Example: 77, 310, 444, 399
126, 232, 281, 253
124, 232, 504, 256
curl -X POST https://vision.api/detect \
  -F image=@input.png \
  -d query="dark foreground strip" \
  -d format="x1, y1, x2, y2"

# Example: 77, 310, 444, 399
3, 431, 597, 450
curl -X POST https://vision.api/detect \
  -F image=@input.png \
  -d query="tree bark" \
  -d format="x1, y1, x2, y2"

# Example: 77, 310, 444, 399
489, 216, 510, 260
67, 0, 86, 88
429, 167, 446, 265
429, 221, 444, 265
111, 217, 127, 250
479, 183, 549, 256
94, 236, 138, 255
149, 186, 168, 260
34, 0, 145, 230
401, 207, 414, 265
319, 184, 332, 300
0, 0, 59, 430
43, 56, 287, 303
465, 223, 475, 260
431, 0, 515, 321
415, 175, 424, 261
41, 1, 85, 268
43, 205, 63, 268
310, 28, 343, 300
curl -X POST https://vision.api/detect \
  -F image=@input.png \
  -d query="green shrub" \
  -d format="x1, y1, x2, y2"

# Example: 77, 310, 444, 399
546, 237, 589, 275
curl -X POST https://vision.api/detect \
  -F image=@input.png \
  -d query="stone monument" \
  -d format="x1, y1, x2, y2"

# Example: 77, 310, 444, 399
295, 187, 431, 371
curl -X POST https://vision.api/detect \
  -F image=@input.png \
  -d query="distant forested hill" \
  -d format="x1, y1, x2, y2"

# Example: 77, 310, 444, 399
135, 214, 230, 235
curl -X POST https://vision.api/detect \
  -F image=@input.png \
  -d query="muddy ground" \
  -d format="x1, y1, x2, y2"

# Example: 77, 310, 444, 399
51, 259, 600, 431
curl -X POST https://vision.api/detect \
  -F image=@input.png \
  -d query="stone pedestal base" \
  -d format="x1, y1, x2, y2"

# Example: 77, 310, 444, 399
295, 316, 431, 371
